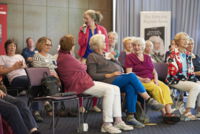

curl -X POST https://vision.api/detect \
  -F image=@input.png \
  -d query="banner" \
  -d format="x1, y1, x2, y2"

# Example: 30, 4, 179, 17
140, 11, 171, 54
0, 4, 7, 55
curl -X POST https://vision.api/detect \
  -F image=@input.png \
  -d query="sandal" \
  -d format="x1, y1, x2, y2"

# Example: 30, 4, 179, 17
181, 112, 196, 121
163, 113, 180, 124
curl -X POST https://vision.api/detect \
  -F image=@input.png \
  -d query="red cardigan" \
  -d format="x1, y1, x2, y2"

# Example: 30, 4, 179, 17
57, 50, 94, 94
78, 24, 109, 57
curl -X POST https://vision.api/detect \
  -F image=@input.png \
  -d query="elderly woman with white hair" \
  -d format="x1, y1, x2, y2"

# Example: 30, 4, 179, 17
166, 32, 200, 120
144, 40, 156, 62
125, 37, 180, 124
107, 31, 119, 59
57, 34, 133, 134
148, 36, 165, 63
87, 34, 164, 128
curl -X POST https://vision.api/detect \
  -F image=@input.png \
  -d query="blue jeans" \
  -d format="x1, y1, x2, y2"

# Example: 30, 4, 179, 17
112, 73, 146, 113
0, 95, 38, 134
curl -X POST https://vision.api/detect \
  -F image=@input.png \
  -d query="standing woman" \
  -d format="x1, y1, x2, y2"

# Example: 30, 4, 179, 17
78, 9, 108, 112
78, 9, 109, 63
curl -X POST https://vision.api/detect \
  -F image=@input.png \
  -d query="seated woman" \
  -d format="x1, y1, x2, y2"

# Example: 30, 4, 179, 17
107, 31, 119, 59
118, 37, 134, 68
167, 32, 200, 120
0, 73, 40, 134
0, 39, 29, 93
86, 34, 164, 128
144, 40, 156, 62
32, 37, 58, 78
186, 38, 200, 117
57, 34, 133, 134
164, 40, 177, 62
32, 37, 59, 118
125, 37, 180, 124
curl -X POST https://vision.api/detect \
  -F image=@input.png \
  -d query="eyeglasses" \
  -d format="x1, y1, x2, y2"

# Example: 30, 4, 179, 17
46, 44, 52, 47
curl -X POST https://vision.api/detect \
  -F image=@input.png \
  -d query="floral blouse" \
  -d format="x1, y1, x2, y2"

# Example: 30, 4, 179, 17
166, 48, 198, 85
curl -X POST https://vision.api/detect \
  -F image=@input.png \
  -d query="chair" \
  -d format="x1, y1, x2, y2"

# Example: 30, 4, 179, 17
25, 67, 79, 134
56, 69, 93, 133
2, 76, 25, 96
153, 62, 168, 82
153, 63, 185, 109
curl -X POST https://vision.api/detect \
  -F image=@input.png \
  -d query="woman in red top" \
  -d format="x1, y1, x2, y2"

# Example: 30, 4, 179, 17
78, 9, 108, 112
78, 9, 109, 63
57, 35, 133, 134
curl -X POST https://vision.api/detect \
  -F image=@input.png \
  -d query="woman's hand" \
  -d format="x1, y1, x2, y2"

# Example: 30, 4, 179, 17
0, 90, 6, 98
12, 61, 24, 70
154, 79, 159, 85
142, 78, 151, 83
105, 71, 122, 78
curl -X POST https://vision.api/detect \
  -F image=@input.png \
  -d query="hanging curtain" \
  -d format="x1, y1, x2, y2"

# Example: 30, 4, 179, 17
115, 0, 200, 54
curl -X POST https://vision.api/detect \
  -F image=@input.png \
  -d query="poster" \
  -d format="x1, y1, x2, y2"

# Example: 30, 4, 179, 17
0, 4, 7, 55
140, 11, 171, 54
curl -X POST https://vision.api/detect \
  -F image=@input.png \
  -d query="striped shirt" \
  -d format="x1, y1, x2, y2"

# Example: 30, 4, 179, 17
32, 53, 56, 72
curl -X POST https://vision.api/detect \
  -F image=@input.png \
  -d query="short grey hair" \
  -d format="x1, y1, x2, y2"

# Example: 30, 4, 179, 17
89, 34, 105, 50
132, 37, 145, 50
108, 31, 118, 40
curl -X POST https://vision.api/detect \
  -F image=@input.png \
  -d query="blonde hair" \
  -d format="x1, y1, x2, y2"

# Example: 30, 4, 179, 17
174, 32, 189, 46
84, 10, 103, 24
89, 34, 105, 50
132, 37, 145, 50
122, 37, 133, 48
59, 35, 74, 52
145, 40, 154, 49
36, 37, 51, 52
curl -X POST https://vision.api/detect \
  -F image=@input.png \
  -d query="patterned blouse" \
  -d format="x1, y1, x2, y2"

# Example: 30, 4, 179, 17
165, 48, 198, 85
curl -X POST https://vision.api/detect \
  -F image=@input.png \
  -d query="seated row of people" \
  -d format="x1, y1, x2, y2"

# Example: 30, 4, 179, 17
0, 31, 199, 134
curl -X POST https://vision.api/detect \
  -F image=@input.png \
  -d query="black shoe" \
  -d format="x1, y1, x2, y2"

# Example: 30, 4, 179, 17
163, 113, 180, 124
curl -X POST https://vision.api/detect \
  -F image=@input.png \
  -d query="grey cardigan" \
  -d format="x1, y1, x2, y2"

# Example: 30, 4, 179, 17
86, 52, 123, 84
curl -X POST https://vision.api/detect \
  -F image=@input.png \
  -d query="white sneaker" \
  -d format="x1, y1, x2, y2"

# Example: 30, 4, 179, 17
114, 121, 134, 131
92, 106, 101, 112
101, 124, 121, 133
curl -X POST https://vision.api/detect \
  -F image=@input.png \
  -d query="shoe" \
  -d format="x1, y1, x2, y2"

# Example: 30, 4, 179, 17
33, 112, 43, 123
147, 98, 164, 111
126, 115, 145, 128
101, 124, 121, 133
31, 130, 41, 134
114, 121, 133, 131
163, 113, 180, 124
181, 112, 196, 121
79, 106, 87, 113
196, 112, 200, 118
44, 103, 53, 116
135, 114, 150, 123
92, 106, 101, 112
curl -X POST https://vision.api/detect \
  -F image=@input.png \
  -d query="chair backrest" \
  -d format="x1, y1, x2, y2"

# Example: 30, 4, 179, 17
25, 67, 50, 87
153, 63, 168, 82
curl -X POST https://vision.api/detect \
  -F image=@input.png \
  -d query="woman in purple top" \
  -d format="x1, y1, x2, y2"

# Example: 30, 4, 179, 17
125, 37, 180, 124
57, 35, 133, 134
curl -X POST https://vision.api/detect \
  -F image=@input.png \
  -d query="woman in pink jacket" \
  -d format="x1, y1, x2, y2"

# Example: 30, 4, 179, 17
78, 9, 109, 63
78, 9, 109, 112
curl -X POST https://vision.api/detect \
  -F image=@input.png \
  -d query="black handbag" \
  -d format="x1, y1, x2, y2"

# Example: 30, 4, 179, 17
40, 72, 61, 96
